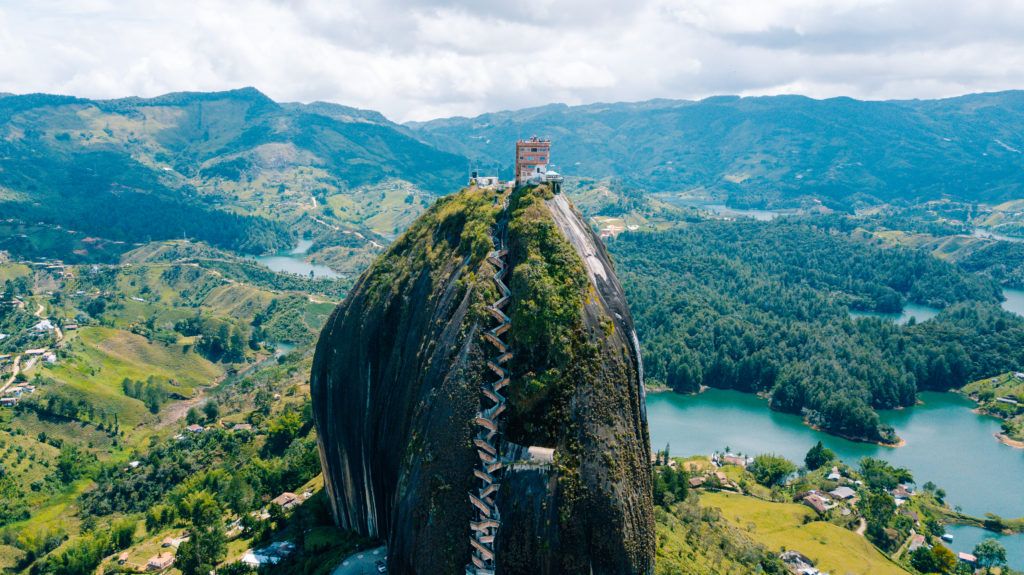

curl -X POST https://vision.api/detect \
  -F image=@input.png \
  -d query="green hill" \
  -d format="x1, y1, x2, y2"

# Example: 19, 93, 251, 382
408, 91, 1024, 210
0, 88, 467, 256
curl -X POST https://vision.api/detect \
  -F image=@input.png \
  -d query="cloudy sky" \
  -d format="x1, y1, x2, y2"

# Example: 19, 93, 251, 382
2, 0, 1023, 122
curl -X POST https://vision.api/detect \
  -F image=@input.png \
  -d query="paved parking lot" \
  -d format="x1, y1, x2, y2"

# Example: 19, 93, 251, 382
331, 546, 386, 575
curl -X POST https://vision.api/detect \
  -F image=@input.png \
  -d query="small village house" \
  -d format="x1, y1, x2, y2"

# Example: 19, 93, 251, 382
146, 552, 174, 571
829, 486, 856, 500
907, 533, 928, 552
800, 493, 830, 515
721, 454, 747, 468
271, 492, 299, 509
957, 551, 976, 565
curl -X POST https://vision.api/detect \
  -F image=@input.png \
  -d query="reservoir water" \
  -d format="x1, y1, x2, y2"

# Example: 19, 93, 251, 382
943, 524, 1024, 571
647, 389, 1024, 519
1003, 288, 1024, 317
849, 302, 940, 325
251, 239, 342, 279
700, 204, 800, 221
973, 228, 1024, 243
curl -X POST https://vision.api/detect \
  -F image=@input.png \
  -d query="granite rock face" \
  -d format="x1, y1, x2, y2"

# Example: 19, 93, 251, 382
310, 186, 654, 574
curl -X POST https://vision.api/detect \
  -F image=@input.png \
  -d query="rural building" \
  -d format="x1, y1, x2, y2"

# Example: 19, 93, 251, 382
233, 423, 253, 432
186, 424, 204, 433
957, 552, 976, 565
1, 397, 18, 407
146, 552, 174, 571
891, 485, 912, 501
470, 172, 499, 188
721, 454, 748, 467
801, 494, 829, 515
117, 551, 129, 564
907, 533, 928, 552
32, 320, 55, 332
688, 476, 705, 488
271, 492, 299, 509
241, 541, 296, 567
829, 486, 856, 500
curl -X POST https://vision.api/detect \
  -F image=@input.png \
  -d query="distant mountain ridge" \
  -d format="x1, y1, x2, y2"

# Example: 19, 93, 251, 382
407, 91, 1024, 209
4, 87, 1024, 255
0, 87, 466, 254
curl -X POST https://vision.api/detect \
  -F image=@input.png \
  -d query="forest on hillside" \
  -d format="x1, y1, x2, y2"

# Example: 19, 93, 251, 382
609, 219, 1024, 443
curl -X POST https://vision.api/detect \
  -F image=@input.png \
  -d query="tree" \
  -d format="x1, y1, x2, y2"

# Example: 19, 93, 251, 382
203, 401, 220, 422
972, 538, 1007, 570
266, 410, 303, 453
749, 454, 796, 487
804, 441, 835, 471
176, 523, 227, 575
182, 490, 221, 528
186, 407, 202, 426
910, 545, 940, 573
930, 545, 957, 574
859, 491, 896, 527
110, 519, 134, 550
217, 563, 257, 575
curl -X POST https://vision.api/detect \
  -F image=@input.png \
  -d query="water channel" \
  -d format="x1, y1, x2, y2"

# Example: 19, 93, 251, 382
849, 303, 940, 325
646, 389, 1024, 567
251, 239, 342, 279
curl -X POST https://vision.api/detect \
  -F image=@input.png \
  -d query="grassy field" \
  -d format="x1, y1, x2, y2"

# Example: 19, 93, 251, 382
700, 492, 909, 575
38, 326, 224, 429
0, 262, 33, 283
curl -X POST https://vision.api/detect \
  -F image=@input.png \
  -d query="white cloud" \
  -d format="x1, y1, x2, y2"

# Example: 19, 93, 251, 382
0, 0, 1022, 121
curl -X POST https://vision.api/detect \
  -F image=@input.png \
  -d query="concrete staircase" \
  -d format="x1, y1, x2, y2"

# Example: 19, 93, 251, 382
466, 221, 512, 575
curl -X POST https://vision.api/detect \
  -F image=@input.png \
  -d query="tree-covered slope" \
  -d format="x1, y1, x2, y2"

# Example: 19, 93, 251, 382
608, 218, 1024, 444
407, 91, 1024, 209
0, 88, 468, 253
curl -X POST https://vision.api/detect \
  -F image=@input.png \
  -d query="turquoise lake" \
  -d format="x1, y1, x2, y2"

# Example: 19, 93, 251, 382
1003, 288, 1024, 317
646, 389, 1024, 519
849, 302, 940, 325
251, 239, 342, 279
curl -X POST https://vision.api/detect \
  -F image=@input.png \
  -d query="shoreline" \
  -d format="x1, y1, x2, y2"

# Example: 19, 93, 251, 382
654, 386, 907, 447
995, 433, 1024, 449
964, 398, 1024, 449
805, 422, 905, 447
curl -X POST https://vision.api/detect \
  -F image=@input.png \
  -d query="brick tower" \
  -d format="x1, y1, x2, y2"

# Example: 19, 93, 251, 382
514, 137, 550, 187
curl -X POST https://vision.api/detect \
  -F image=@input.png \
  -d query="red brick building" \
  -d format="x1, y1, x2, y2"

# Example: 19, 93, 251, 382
515, 137, 550, 186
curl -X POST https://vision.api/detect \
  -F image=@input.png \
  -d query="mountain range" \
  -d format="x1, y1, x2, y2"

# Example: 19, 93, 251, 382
2, 88, 1024, 256
408, 91, 1024, 209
